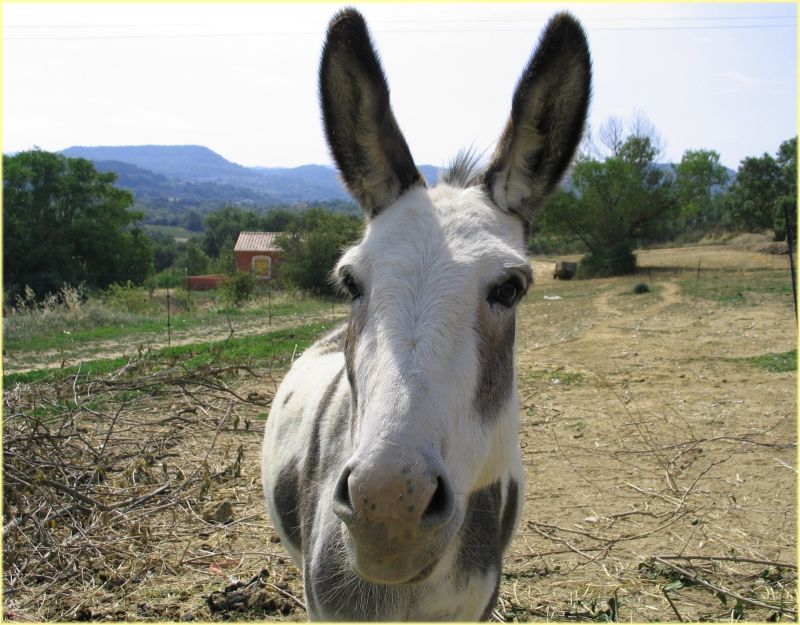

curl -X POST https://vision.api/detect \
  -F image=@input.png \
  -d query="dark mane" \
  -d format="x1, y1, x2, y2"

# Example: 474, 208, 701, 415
439, 148, 484, 189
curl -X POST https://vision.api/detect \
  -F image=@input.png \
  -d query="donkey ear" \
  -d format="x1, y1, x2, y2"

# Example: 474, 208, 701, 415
319, 8, 424, 218
482, 13, 591, 225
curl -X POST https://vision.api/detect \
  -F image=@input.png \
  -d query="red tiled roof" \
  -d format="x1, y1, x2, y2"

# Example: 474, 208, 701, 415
234, 231, 282, 252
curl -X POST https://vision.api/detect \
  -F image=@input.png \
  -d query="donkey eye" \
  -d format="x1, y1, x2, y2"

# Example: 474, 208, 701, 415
341, 272, 363, 301
488, 278, 522, 308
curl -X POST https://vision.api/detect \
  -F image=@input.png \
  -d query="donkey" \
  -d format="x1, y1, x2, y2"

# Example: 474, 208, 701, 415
261, 8, 591, 620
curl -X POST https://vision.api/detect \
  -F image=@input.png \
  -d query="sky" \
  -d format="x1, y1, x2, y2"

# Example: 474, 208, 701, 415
3, 2, 797, 171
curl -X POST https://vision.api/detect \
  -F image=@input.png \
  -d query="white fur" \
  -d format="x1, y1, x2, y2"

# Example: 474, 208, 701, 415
262, 183, 527, 619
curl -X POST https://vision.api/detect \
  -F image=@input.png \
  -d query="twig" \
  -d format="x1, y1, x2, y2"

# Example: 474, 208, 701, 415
654, 554, 797, 570
651, 556, 797, 616
661, 586, 684, 621
265, 581, 307, 611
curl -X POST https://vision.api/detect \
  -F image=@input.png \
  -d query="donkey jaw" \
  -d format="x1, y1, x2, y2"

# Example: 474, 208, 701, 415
353, 558, 439, 586
341, 516, 460, 586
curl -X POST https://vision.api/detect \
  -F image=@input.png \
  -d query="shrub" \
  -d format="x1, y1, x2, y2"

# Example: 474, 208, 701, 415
103, 282, 158, 314
218, 272, 257, 309
149, 268, 185, 289
576, 246, 637, 279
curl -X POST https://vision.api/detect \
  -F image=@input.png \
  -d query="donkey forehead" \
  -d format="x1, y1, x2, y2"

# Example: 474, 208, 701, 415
338, 184, 529, 280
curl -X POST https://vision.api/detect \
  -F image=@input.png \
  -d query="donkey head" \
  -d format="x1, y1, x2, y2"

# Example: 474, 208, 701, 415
320, 8, 590, 585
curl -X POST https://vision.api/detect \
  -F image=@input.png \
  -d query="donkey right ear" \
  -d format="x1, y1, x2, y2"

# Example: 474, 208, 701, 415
319, 8, 424, 218
482, 13, 592, 227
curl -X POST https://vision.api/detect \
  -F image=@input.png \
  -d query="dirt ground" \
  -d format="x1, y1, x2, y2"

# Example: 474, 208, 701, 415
3, 245, 797, 621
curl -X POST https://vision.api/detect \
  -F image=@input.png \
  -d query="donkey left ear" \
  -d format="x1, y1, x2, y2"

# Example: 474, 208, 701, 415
319, 8, 424, 218
482, 13, 592, 225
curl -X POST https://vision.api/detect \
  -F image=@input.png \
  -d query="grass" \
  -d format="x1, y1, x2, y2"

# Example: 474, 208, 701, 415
522, 367, 584, 386
4, 285, 343, 353
738, 349, 796, 373
3, 321, 332, 387
679, 269, 793, 304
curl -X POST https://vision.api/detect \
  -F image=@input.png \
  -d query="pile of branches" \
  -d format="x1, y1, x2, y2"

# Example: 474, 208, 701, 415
3, 357, 272, 620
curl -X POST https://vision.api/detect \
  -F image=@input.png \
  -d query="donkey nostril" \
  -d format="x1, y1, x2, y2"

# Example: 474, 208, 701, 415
421, 475, 454, 527
332, 467, 356, 523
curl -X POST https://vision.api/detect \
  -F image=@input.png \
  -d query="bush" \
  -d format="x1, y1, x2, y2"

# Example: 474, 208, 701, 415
218, 272, 256, 309
577, 246, 637, 279
149, 268, 185, 289
103, 282, 158, 314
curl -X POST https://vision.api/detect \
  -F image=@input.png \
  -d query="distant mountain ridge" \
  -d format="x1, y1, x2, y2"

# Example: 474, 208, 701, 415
59, 145, 441, 207
57, 145, 732, 222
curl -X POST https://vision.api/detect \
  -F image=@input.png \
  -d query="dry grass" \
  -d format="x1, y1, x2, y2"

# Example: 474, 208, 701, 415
3, 354, 305, 621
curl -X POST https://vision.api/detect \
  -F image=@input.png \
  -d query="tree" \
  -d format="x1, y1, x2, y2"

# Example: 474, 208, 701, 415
202, 205, 260, 258
176, 239, 211, 276
277, 208, 362, 295
723, 137, 796, 240
538, 118, 676, 277
724, 153, 782, 235
3, 149, 152, 299
774, 137, 797, 241
260, 209, 294, 232
149, 231, 180, 272
673, 149, 729, 233
183, 209, 205, 232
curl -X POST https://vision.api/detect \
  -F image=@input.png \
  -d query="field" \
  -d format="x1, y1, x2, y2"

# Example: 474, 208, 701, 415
3, 245, 796, 621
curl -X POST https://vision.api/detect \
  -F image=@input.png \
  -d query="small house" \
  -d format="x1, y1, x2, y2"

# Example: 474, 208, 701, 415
234, 231, 283, 281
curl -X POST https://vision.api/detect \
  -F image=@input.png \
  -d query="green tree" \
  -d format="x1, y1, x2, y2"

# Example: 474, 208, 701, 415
277, 208, 362, 295
202, 205, 260, 258
675, 149, 728, 221
183, 209, 205, 232
260, 209, 294, 232
725, 153, 782, 234
539, 129, 676, 277
176, 239, 211, 276
774, 137, 797, 241
149, 231, 180, 272
3, 149, 152, 299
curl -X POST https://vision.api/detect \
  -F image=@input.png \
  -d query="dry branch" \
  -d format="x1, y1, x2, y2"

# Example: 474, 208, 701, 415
651, 556, 797, 617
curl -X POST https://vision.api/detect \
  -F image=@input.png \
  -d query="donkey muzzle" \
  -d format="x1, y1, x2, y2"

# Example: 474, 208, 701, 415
331, 446, 455, 584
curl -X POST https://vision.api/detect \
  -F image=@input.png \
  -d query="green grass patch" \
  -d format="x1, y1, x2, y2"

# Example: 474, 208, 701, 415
3, 321, 334, 388
679, 270, 792, 304
5, 318, 184, 353
5, 292, 342, 353
739, 349, 796, 373
522, 367, 584, 386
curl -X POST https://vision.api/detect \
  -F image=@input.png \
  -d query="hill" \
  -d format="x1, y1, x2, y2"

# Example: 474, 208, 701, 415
61, 145, 442, 204
61, 145, 352, 205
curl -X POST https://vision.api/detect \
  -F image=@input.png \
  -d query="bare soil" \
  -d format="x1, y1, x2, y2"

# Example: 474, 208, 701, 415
3, 245, 796, 622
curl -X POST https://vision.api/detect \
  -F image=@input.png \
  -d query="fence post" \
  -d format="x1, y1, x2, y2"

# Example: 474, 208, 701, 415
166, 288, 172, 349
784, 201, 797, 322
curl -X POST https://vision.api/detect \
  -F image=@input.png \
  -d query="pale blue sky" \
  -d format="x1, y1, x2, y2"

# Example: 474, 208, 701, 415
3, 3, 797, 170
